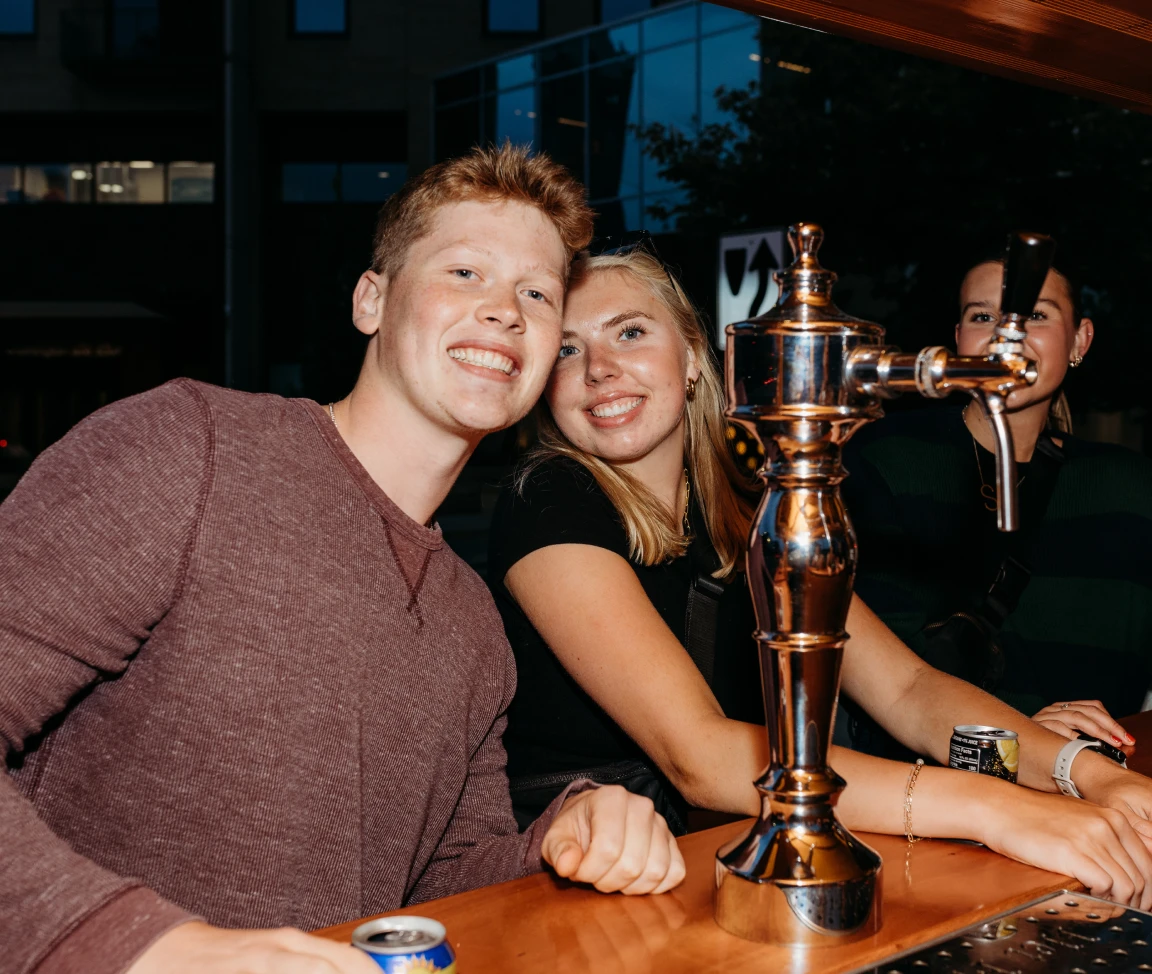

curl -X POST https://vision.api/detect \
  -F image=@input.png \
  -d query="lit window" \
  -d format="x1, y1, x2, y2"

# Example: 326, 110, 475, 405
0, 0, 35, 35
95, 161, 165, 203
341, 164, 408, 203
293, 0, 347, 34
24, 164, 93, 203
168, 162, 215, 203
487, 0, 540, 34
0, 164, 21, 204
282, 163, 338, 202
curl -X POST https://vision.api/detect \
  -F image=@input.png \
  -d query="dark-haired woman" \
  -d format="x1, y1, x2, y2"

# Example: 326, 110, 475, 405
840, 258, 1152, 755
488, 247, 1152, 906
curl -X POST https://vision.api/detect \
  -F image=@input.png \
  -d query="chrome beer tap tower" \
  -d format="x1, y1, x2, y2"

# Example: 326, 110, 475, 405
714, 224, 1055, 945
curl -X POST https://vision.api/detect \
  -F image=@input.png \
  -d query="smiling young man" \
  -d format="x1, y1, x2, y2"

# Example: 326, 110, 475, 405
0, 145, 685, 974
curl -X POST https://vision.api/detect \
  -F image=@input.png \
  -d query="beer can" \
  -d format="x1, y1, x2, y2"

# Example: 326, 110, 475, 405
949, 725, 1019, 783
351, 915, 457, 973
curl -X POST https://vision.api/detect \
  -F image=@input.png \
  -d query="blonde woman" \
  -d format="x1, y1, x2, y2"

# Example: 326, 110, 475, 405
488, 240, 1152, 905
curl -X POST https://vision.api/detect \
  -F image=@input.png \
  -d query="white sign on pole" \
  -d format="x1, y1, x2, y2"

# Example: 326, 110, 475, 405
716, 228, 787, 349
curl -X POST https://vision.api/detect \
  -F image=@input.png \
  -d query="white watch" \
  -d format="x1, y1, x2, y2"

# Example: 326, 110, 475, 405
1052, 738, 1107, 798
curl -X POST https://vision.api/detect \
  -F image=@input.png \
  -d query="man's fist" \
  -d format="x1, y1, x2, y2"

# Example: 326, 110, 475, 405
541, 785, 686, 894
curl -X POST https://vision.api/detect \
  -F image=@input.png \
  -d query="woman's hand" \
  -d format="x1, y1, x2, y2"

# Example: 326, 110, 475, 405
981, 788, 1152, 909
1032, 699, 1134, 746
1074, 756, 1152, 846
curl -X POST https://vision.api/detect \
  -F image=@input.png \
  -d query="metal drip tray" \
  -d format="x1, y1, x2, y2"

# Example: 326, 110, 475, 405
857, 893, 1152, 974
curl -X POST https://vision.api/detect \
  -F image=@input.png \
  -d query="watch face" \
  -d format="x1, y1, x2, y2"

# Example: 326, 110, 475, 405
1077, 734, 1128, 766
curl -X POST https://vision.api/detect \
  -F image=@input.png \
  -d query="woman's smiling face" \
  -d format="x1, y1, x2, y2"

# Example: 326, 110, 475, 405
545, 268, 698, 464
956, 261, 1093, 410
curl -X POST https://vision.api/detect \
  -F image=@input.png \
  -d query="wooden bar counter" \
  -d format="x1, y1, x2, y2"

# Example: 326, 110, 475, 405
316, 712, 1152, 972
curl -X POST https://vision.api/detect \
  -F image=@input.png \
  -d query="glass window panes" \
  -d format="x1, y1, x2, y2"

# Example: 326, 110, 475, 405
494, 53, 536, 91
282, 163, 338, 202
341, 163, 408, 202
490, 87, 537, 147
589, 22, 638, 62
436, 69, 480, 105
621, 196, 641, 232
0, 0, 34, 34
701, 24, 760, 128
642, 5, 696, 50
599, 0, 651, 25
642, 43, 696, 192
0, 165, 21, 203
293, 0, 346, 34
112, 0, 159, 57
24, 164, 92, 203
541, 74, 586, 184
487, 0, 540, 33
95, 161, 165, 203
701, 2, 754, 34
168, 161, 215, 203
540, 37, 584, 78
589, 58, 640, 200
436, 103, 481, 163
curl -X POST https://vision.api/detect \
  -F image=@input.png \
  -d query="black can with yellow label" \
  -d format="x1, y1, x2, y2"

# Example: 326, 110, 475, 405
949, 725, 1019, 783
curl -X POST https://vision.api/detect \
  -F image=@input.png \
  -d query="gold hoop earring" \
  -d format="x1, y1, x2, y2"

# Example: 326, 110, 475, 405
1070, 353, 1084, 368
685, 377, 697, 402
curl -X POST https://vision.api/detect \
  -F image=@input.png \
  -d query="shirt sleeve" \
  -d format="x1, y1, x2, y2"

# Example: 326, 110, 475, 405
0, 380, 211, 974
488, 458, 631, 590
406, 641, 596, 904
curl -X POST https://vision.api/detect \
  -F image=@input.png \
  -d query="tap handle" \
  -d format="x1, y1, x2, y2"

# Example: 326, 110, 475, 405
1001, 232, 1057, 318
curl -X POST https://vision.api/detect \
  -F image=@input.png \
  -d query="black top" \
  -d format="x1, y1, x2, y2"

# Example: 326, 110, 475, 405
841, 406, 1152, 718
488, 457, 764, 781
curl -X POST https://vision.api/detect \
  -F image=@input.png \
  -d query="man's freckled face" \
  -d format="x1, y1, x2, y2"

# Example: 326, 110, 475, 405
374, 199, 568, 436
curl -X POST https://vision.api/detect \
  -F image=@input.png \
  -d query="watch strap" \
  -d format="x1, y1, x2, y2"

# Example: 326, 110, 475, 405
1053, 738, 1102, 798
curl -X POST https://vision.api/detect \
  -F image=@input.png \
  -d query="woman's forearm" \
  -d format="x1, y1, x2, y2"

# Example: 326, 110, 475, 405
668, 716, 767, 816
843, 596, 1067, 794
832, 744, 1009, 839
882, 664, 1067, 793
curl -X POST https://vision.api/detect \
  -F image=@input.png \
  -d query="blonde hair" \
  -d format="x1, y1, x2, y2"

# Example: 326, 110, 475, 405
523, 250, 755, 578
372, 143, 594, 280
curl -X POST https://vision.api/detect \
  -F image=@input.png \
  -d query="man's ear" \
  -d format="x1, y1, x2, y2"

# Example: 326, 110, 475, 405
352, 270, 387, 337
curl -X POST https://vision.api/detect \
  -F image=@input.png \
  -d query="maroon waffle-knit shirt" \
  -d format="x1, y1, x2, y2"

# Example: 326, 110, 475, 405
0, 380, 582, 974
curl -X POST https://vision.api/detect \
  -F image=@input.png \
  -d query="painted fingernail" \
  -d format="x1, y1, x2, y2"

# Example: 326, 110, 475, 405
1127, 734, 1136, 744
1114, 736, 1124, 744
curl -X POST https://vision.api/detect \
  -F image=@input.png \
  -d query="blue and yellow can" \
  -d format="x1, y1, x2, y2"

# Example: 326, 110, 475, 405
351, 916, 457, 973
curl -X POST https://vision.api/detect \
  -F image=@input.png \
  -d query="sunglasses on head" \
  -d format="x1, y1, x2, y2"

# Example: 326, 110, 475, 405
583, 230, 678, 288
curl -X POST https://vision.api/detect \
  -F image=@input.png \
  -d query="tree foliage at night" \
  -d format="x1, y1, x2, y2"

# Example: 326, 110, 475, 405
639, 22, 1152, 413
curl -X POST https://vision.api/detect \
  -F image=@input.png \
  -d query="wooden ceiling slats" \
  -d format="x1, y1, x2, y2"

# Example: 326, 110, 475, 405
725, 0, 1152, 113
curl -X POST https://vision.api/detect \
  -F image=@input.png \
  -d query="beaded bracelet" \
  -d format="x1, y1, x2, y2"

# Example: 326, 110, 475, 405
904, 758, 926, 843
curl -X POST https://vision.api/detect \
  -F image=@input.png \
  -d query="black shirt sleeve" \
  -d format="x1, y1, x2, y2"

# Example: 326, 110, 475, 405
488, 457, 631, 591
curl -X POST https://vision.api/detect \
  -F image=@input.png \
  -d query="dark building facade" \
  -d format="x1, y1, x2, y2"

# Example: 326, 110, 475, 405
0, 0, 672, 499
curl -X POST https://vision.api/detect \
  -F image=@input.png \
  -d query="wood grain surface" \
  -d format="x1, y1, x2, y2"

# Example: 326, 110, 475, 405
315, 713, 1152, 969
315, 826, 1074, 971
718, 0, 1152, 114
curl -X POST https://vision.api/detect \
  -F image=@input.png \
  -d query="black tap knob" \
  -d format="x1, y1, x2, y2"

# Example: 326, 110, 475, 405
1001, 231, 1057, 319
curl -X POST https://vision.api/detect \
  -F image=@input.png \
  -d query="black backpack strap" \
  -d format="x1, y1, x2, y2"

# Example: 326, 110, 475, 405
977, 429, 1065, 630
685, 573, 725, 687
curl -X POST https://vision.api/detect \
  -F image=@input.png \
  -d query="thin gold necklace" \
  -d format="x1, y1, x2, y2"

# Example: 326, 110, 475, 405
970, 436, 1024, 511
